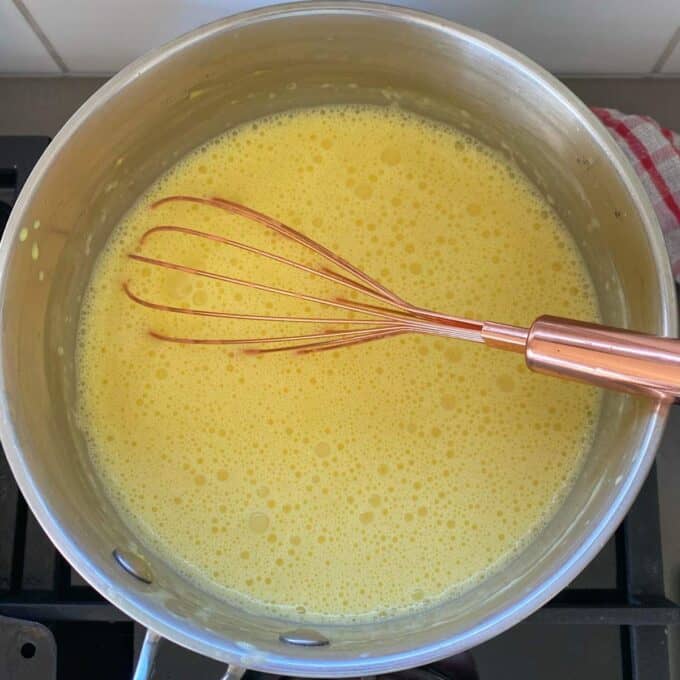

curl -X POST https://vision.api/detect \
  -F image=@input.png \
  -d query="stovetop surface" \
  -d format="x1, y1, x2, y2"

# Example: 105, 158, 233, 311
0, 135, 678, 680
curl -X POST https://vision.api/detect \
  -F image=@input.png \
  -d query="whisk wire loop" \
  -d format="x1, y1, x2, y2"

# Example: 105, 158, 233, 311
125, 195, 483, 353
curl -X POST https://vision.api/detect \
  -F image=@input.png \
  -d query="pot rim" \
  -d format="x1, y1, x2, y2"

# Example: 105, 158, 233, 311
0, 2, 676, 675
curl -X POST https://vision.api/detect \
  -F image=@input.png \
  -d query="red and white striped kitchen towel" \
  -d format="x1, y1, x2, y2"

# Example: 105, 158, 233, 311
592, 107, 680, 280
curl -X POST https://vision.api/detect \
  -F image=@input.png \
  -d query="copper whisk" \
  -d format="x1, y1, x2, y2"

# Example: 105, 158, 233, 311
125, 195, 680, 401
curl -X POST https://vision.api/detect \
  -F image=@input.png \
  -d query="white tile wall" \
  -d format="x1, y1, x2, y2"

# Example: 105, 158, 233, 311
0, 0, 59, 73
21, 0, 294, 74
387, 0, 680, 74
2, 0, 680, 75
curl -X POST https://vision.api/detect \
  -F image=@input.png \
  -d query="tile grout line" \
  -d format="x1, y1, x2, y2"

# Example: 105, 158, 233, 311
11, 0, 69, 74
652, 25, 680, 73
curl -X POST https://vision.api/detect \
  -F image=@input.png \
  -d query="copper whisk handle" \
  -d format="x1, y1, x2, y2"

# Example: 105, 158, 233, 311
483, 316, 680, 402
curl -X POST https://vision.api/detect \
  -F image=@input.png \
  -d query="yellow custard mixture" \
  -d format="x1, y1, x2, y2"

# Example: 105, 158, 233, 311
76, 105, 600, 622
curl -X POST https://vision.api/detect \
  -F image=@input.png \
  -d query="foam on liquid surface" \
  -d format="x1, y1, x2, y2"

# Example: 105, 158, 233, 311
76, 105, 600, 622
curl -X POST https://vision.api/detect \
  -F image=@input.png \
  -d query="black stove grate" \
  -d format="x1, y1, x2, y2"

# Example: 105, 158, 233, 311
0, 136, 678, 680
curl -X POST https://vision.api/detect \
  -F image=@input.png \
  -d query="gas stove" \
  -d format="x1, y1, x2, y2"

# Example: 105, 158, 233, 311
0, 136, 678, 680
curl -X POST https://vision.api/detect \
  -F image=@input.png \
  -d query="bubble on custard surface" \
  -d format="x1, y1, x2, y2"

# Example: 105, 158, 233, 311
248, 511, 270, 534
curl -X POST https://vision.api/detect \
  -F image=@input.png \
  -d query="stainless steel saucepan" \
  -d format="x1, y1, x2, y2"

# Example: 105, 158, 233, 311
0, 3, 675, 677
